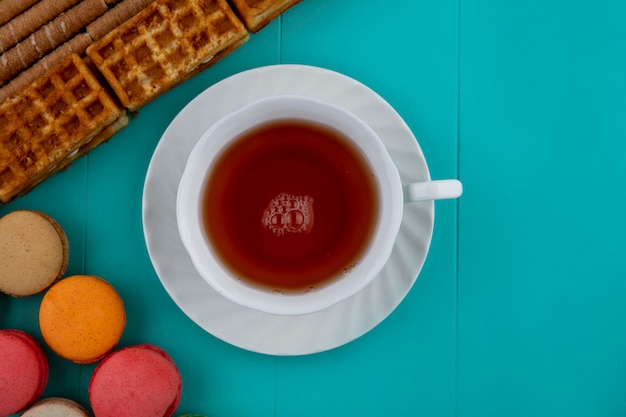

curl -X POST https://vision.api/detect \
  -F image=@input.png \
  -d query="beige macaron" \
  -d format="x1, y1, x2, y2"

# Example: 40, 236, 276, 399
0, 210, 69, 297
21, 397, 92, 417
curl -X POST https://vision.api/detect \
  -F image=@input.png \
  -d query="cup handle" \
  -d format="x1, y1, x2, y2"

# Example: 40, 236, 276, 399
403, 179, 463, 203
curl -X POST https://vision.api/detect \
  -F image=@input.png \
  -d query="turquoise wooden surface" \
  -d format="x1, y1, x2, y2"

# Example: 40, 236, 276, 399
1, 0, 625, 416
459, 1, 626, 416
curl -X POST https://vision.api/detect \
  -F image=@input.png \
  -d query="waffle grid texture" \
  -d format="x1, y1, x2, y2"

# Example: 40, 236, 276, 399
86, 0, 248, 111
0, 54, 123, 203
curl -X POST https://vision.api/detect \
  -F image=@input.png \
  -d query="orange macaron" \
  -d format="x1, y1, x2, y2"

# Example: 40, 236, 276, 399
39, 275, 125, 364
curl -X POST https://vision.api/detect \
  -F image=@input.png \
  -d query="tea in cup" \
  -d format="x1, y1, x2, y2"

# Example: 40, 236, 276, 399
177, 95, 461, 315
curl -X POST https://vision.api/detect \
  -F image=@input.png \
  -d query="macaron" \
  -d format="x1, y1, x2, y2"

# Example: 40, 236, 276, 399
21, 397, 92, 417
0, 329, 49, 417
0, 210, 69, 296
39, 275, 125, 364
89, 344, 182, 417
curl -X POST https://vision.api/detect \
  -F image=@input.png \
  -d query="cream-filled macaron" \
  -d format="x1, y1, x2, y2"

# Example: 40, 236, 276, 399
21, 397, 92, 417
39, 275, 125, 364
0, 210, 68, 297
89, 344, 182, 417
0, 329, 49, 416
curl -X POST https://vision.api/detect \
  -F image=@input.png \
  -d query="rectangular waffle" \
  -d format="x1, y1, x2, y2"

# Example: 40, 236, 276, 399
0, 53, 125, 203
229, 0, 302, 33
86, 0, 249, 111
17, 112, 131, 199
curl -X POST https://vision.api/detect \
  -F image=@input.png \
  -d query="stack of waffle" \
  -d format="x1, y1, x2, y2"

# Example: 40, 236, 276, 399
0, 54, 127, 203
0, 0, 303, 204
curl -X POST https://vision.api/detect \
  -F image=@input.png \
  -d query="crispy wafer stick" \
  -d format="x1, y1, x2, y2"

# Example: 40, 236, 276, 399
0, 0, 40, 27
0, 33, 91, 103
0, 0, 83, 53
86, 0, 155, 41
0, 0, 108, 86
1, 0, 177, 101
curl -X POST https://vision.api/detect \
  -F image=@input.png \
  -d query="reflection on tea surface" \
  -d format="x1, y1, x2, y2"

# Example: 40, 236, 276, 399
202, 120, 380, 293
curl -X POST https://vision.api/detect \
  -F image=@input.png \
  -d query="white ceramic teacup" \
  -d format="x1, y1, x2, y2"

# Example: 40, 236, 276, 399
177, 95, 462, 316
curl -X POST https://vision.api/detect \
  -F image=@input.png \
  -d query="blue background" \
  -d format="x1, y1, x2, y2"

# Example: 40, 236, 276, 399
2, 0, 626, 415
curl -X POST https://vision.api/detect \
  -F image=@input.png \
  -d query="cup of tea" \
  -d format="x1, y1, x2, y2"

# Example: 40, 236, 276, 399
177, 95, 462, 316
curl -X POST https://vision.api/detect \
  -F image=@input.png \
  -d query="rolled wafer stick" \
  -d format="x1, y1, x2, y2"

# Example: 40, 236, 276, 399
0, 0, 83, 53
0, 0, 40, 27
0, 0, 108, 86
87, 0, 155, 41
0, 33, 92, 103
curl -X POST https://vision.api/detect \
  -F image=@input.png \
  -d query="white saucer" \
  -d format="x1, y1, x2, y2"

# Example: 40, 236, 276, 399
142, 65, 434, 356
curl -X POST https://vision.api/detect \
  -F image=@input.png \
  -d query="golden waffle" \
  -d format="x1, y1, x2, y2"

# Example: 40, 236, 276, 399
0, 53, 125, 204
229, 0, 302, 33
86, 0, 249, 111
21, 113, 131, 199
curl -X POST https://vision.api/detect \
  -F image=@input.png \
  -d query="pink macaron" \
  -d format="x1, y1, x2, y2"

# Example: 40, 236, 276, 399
88, 344, 182, 417
0, 329, 49, 417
